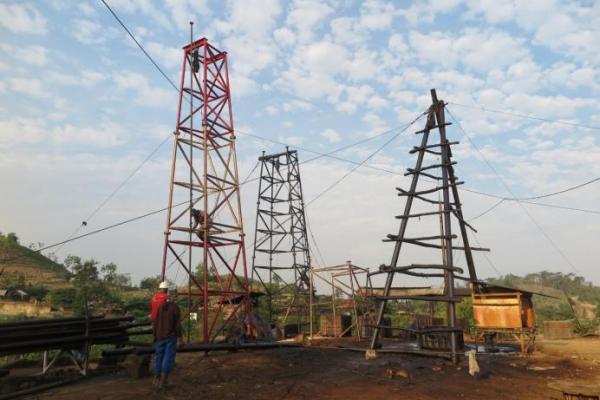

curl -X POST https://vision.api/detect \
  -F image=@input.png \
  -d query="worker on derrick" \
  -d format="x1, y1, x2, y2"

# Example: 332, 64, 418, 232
152, 286, 184, 389
191, 208, 213, 240
150, 281, 169, 321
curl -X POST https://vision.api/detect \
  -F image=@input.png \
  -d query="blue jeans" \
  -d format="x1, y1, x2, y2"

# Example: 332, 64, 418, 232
154, 336, 177, 374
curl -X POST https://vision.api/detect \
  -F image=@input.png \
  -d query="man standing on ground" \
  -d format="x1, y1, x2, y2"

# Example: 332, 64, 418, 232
152, 286, 184, 389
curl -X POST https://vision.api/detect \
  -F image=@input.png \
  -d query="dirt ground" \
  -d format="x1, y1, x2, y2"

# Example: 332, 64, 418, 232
8, 338, 600, 400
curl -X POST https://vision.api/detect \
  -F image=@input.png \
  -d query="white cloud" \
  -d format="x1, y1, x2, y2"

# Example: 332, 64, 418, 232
362, 112, 389, 137
321, 128, 341, 143
0, 3, 47, 35
0, 43, 49, 66
367, 96, 389, 109
51, 122, 125, 147
47, 70, 107, 88
113, 71, 175, 108
282, 99, 313, 112
388, 33, 408, 53
304, 41, 349, 76
464, 0, 515, 24
545, 63, 598, 90
224, 36, 277, 75
78, 2, 96, 16
229, 72, 259, 97
276, 40, 348, 101
164, 0, 210, 27
107, 0, 171, 30
330, 17, 363, 45
358, 0, 395, 30
226, 0, 281, 40
281, 135, 303, 146
499, 59, 542, 93
0, 117, 126, 148
73, 19, 105, 45
48, 112, 67, 121
409, 29, 529, 73
484, 1, 600, 64
336, 85, 374, 113
286, 0, 334, 44
508, 138, 527, 150
145, 42, 181, 70
133, 26, 151, 42
265, 105, 279, 115
0, 117, 46, 147
504, 94, 591, 119
208, 0, 282, 98
8, 78, 47, 98
347, 48, 380, 81
274, 27, 295, 46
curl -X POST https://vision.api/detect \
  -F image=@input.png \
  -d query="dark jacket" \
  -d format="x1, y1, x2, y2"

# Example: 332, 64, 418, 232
153, 301, 182, 342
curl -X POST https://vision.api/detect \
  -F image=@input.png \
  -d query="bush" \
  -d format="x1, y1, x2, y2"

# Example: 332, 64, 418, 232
49, 288, 76, 309
26, 285, 49, 300
140, 276, 160, 291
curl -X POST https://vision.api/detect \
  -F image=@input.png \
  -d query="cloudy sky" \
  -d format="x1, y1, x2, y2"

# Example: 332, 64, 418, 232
1, 0, 599, 289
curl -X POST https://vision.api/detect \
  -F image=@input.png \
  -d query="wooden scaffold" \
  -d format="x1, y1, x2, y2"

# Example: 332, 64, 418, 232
309, 261, 372, 340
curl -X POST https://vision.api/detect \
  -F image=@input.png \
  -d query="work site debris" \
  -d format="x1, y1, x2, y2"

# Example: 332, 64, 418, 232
385, 368, 409, 379
365, 350, 377, 360
468, 350, 480, 376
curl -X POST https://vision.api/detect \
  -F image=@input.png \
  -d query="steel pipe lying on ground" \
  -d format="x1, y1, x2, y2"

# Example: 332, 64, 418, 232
101, 341, 303, 357
0, 316, 150, 356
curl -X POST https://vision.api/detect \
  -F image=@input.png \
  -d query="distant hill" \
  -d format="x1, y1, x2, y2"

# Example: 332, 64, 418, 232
0, 232, 71, 289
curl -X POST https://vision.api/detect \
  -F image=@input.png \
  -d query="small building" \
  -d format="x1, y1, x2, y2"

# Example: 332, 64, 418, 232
0, 288, 29, 301
319, 312, 353, 337
543, 320, 575, 340
472, 283, 548, 352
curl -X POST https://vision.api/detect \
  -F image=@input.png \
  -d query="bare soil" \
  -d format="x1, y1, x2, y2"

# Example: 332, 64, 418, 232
14, 337, 599, 400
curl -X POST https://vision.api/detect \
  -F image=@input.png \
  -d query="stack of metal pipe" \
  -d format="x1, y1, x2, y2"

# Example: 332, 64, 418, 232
0, 315, 151, 356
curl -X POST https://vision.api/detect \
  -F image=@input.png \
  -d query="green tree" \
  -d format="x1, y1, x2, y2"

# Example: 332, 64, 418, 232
63, 255, 126, 315
140, 276, 161, 291
49, 288, 76, 309
101, 262, 131, 288
6, 232, 19, 244
68, 257, 100, 288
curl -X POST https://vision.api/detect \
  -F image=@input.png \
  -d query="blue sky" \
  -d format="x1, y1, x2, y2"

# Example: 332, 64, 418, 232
1, 0, 599, 287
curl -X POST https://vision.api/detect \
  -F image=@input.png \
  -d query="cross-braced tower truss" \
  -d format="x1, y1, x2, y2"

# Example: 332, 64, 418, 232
367, 89, 489, 363
160, 37, 250, 344
251, 149, 311, 332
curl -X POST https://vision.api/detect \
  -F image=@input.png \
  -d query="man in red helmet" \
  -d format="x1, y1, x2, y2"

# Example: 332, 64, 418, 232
153, 286, 183, 389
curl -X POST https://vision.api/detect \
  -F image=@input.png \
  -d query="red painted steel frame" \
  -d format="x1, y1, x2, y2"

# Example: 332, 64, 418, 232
160, 38, 251, 343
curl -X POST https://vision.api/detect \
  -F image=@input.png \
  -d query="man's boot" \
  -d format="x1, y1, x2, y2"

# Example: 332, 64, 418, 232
159, 373, 169, 389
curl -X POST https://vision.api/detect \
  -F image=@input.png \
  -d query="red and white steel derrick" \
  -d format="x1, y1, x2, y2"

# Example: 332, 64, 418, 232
160, 38, 251, 344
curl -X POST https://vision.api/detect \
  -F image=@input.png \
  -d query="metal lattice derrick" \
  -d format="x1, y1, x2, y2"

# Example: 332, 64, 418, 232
160, 37, 250, 344
368, 89, 487, 363
251, 149, 312, 332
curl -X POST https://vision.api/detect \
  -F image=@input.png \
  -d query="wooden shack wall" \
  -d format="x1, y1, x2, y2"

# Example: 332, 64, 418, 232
319, 313, 352, 337
543, 320, 574, 340
473, 292, 535, 329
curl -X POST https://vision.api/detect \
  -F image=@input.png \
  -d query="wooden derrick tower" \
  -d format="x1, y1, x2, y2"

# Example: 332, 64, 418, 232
367, 89, 489, 362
